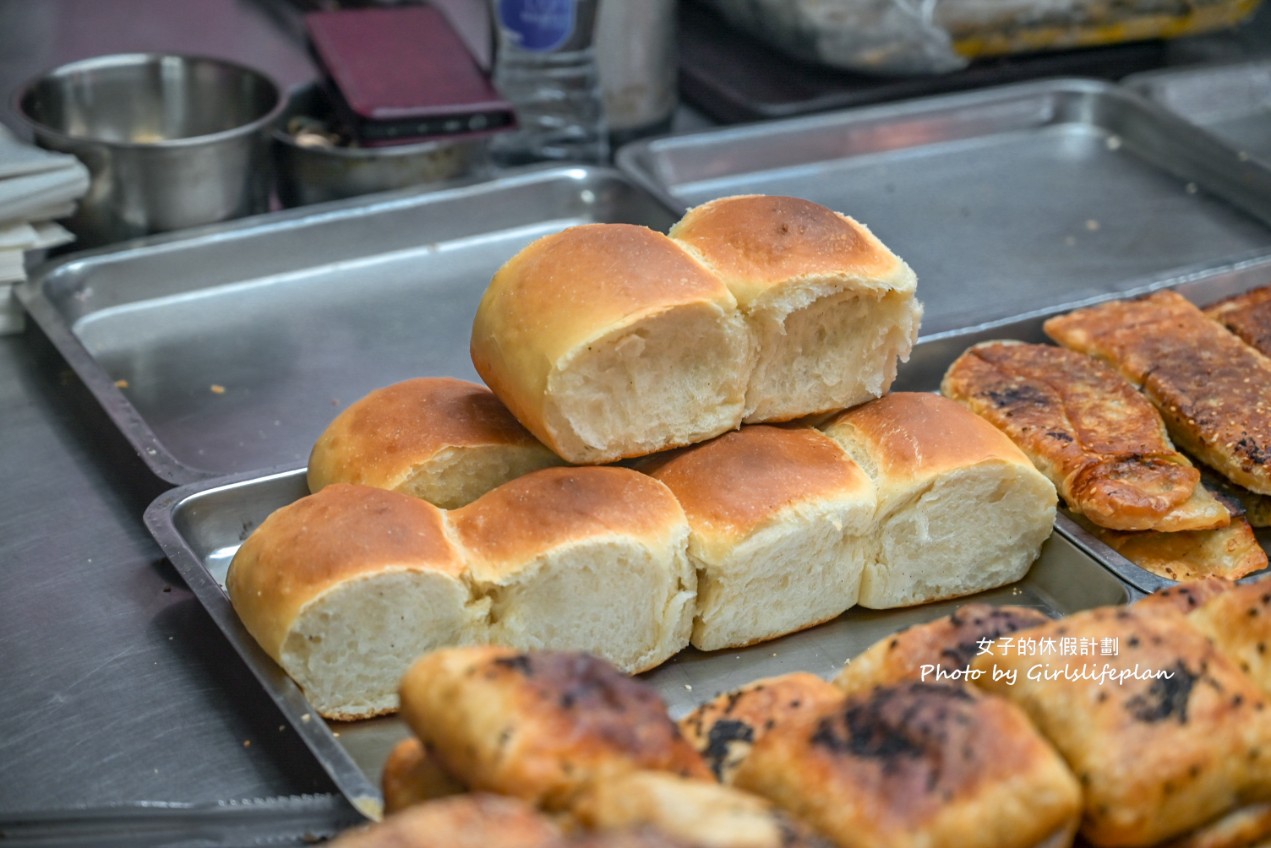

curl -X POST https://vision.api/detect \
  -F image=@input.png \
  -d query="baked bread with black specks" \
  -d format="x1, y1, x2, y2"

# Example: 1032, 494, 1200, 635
730, 681, 1082, 848
972, 606, 1271, 847
833, 603, 1052, 695
398, 647, 712, 812
676, 672, 843, 784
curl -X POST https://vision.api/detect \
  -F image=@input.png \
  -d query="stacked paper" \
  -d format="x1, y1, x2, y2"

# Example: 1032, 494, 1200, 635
0, 124, 89, 333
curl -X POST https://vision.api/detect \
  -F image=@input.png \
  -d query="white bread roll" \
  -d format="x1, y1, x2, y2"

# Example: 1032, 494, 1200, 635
448, 466, 696, 673
307, 377, 565, 509
225, 483, 485, 720
641, 425, 875, 651
669, 195, 921, 423
819, 393, 1057, 609
470, 224, 754, 464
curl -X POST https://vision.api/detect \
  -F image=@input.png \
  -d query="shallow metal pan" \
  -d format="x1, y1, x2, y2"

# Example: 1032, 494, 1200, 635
1125, 59, 1271, 171
144, 469, 1136, 821
616, 78, 1271, 339
18, 165, 679, 485
145, 247, 1271, 817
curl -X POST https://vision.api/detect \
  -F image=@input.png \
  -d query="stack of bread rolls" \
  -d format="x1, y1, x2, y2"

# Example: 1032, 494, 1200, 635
227, 194, 1063, 721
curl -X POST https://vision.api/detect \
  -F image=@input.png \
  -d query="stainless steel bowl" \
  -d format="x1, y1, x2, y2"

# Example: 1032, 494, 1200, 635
272, 83, 490, 208
15, 53, 283, 247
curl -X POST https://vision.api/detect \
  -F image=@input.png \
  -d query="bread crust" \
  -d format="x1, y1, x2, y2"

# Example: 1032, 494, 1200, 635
1205, 284, 1271, 356
972, 606, 1271, 847
732, 681, 1082, 848
942, 340, 1229, 532
307, 377, 563, 507
1044, 291, 1271, 496
398, 647, 711, 811
677, 672, 844, 783
470, 223, 749, 463
834, 603, 1052, 695
226, 483, 468, 663
326, 793, 562, 848
668, 194, 916, 309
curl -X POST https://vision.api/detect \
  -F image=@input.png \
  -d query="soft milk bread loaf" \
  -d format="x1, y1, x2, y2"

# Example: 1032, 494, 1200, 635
470, 224, 753, 464
669, 195, 921, 423
448, 465, 695, 674
225, 483, 484, 720
819, 393, 1057, 609
308, 377, 565, 509
641, 425, 875, 651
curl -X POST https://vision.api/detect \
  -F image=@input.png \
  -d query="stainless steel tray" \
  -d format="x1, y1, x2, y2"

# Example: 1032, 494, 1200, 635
18, 165, 680, 485
616, 78, 1271, 338
146, 249, 1271, 818
1125, 59, 1271, 171
144, 468, 1135, 821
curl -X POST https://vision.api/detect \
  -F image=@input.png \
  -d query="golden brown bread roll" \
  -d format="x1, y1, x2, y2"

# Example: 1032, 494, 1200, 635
225, 483, 483, 720
833, 603, 1053, 695
640, 425, 875, 651
972, 606, 1271, 847
731, 681, 1082, 848
448, 466, 695, 674
307, 377, 564, 509
1185, 575, 1271, 696
381, 736, 466, 815
470, 223, 753, 464
668, 194, 921, 423
325, 793, 563, 848
819, 392, 1058, 609
569, 771, 834, 848
941, 340, 1229, 532
676, 672, 844, 784
398, 647, 712, 812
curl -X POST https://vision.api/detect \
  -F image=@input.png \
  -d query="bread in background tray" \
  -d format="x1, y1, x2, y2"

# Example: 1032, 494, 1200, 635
326, 792, 563, 848
819, 392, 1058, 609
448, 466, 695, 674
730, 681, 1083, 848
668, 194, 921, 424
639, 425, 876, 651
973, 605, 1271, 847
307, 377, 565, 509
397, 646, 712, 812
470, 223, 754, 465
225, 483, 484, 720
1044, 290, 1271, 498
941, 340, 1230, 532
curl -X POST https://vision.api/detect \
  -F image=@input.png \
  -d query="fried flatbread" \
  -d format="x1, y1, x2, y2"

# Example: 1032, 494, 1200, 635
941, 340, 1229, 531
1045, 290, 1271, 496
1205, 284, 1271, 356
1076, 513, 1267, 583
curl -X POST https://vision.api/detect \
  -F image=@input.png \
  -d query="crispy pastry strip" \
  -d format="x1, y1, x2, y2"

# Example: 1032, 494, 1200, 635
1075, 513, 1267, 582
1205, 284, 1271, 356
941, 340, 1228, 531
1044, 290, 1271, 496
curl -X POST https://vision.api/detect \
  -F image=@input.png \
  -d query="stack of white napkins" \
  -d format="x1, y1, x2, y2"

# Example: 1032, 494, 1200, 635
0, 124, 90, 333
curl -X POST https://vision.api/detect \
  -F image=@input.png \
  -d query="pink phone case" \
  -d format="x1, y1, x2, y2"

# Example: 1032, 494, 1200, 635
306, 6, 515, 145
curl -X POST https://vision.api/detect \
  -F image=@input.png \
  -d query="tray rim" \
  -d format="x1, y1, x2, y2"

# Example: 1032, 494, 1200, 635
17, 163, 679, 487
615, 75, 1271, 226
143, 463, 1141, 823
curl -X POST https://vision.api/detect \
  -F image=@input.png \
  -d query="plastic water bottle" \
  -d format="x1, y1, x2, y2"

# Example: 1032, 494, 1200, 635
488, 0, 609, 166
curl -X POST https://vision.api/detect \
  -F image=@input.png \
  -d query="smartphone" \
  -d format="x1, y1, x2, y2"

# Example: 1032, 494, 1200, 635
305, 5, 515, 146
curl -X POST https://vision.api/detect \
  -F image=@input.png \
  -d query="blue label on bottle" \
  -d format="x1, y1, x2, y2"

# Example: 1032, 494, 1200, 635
497, 0, 576, 52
